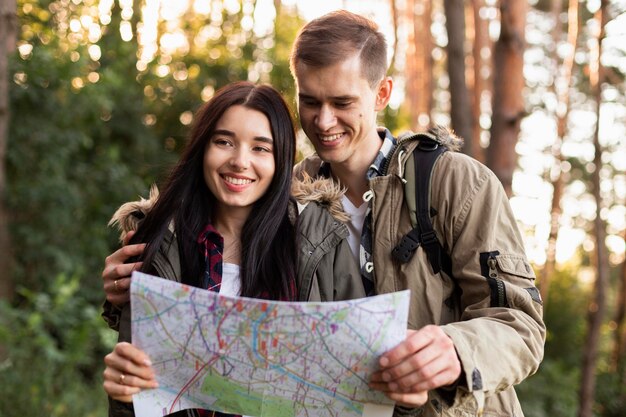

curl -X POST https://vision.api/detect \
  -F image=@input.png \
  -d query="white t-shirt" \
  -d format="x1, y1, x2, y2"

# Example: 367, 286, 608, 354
216, 262, 253, 417
341, 195, 367, 267
219, 262, 241, 296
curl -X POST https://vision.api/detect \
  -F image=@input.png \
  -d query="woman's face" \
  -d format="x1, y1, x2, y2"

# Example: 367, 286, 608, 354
203, 105, 276, 216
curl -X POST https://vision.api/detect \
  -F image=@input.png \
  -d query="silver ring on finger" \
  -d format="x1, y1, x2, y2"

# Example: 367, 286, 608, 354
114, 279, 119, 292
119, 373, 126, 385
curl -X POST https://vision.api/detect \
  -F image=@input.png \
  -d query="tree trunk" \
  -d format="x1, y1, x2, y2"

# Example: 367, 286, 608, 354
578, 3, 610, 417
405, 0, 433, 131
389, 0, 399, 74
469, 0, 489, 163
486, 0, 526, 196
0, 0, 17, 301
444, 0, 473, 154
613, 225, 626, 376
540, 0, 579, 305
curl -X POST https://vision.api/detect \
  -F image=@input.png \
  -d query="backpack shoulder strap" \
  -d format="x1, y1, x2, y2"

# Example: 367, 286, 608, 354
391, 133, 453, 278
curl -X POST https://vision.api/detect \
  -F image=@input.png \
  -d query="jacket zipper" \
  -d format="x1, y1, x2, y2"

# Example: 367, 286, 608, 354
487, 256, 506, 307
480, 251, 507, 307
380, 133, 417, 176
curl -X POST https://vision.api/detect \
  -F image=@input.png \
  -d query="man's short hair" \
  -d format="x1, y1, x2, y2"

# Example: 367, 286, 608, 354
289, 10, 388, 88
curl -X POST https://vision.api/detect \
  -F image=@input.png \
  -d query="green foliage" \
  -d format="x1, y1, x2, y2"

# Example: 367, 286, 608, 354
594, 371, 626, 417
5, 4, 166, 411
518, 360, 581, 417
268, 4, 304, 111
518, 266, 588, 416
542, 267, 588, 366
0, 274, 114, 416
8, 5, 167, 300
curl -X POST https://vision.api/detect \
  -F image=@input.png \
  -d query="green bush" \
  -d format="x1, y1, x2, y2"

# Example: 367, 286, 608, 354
0, 274, 115, 416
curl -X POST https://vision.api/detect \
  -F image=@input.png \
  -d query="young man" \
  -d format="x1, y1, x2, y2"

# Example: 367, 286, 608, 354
102, 10, 545, 416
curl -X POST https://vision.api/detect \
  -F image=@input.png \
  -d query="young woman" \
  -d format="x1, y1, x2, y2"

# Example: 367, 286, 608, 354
101, 81, 364, 417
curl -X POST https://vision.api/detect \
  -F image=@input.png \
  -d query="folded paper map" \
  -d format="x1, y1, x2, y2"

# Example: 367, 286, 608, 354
130, 271, 409, 417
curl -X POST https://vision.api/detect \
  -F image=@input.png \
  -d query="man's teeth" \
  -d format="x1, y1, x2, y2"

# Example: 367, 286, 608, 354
319, 133, 342, 142
224, 176, 253, 185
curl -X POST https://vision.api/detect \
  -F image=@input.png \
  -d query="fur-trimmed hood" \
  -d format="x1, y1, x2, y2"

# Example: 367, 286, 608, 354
108, 176, 349, 241
290, 173, 349, 223
108, 184, 159, 243
398, 125, 465, 152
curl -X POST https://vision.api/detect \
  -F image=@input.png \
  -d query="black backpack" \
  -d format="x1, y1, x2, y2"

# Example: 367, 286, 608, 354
391, 132, 454, 279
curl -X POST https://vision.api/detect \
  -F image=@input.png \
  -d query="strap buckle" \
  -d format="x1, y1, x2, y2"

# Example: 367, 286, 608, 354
392, 233, 420, 264
420, 230, 439, 247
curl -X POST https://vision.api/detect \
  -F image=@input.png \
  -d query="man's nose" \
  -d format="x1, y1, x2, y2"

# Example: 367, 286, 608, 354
315, 105, 336, 131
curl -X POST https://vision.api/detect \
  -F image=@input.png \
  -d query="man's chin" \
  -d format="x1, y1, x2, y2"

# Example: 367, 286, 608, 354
316, 153, 345, 167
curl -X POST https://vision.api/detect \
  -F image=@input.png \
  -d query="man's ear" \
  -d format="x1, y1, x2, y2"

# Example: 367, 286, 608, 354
374, 77, 393, 112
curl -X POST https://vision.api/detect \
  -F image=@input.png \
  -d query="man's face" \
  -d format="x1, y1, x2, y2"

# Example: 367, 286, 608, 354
294, 53, 391, 171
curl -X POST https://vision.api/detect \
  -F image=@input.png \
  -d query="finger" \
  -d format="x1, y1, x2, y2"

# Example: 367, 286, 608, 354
382, 391, 428, 408
113, 342, 155, 368
379, 328, 426, 368
122, 230, 136, 246
380, 340, 442, 383
103, 378, 140, 403
368, 380, 391, 392
105, 277, 130, 294
103, 366, 158, 390
105, 272, 138, 304
104, 244, 147, 269
380, 334, 459, 389
106, 292, 129, 306
369, 371, 385, 383
379, 326, 445, 369
103, 262, 142, 293
104, 344, 155, 380
404, 355, 462, 392
102, 366, 156, 394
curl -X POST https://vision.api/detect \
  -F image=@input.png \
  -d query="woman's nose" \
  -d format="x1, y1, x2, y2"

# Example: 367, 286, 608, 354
229, 148, 250, 170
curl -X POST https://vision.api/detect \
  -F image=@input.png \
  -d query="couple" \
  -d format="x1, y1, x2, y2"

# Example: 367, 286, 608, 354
101, 10, 545, 417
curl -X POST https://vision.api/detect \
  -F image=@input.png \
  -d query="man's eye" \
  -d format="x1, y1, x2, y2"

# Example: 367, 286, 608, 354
335, 102, 351, 108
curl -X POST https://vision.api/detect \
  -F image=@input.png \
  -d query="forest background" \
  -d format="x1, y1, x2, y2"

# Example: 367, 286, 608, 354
0, 0, 625, 416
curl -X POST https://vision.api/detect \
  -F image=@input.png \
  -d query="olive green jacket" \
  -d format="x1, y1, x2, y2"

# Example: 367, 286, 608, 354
293, 128, 546, 417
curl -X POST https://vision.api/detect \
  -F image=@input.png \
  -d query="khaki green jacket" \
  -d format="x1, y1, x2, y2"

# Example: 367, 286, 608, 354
293, 129, 545, 417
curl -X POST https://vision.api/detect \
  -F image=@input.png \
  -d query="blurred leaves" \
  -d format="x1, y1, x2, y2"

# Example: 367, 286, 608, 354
0, 274, 114, 416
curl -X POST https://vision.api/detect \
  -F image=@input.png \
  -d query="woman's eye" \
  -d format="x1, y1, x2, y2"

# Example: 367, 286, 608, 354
213, 138, 231, 146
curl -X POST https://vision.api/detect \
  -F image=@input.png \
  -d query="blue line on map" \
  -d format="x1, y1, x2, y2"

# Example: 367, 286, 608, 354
267, 363, 361, 414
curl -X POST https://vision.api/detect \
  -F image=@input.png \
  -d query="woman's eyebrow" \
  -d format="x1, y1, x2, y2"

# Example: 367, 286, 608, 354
213, 129, 234, 137
213, 129, 273, 144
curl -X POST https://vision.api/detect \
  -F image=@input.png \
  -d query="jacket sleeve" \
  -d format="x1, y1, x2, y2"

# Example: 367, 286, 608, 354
102, 299, 123, 331
108, 396, 135, 417
432, 154, 545, 406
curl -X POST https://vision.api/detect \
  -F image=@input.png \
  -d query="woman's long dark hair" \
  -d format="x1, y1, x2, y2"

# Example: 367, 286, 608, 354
132, 81, 296, 300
